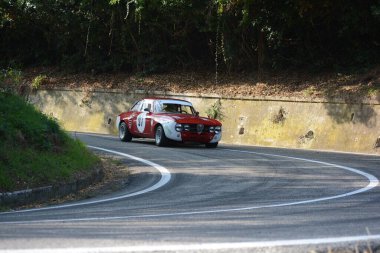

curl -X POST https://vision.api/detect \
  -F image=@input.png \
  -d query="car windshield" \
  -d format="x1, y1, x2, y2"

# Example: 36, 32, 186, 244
158, 103, 195, 115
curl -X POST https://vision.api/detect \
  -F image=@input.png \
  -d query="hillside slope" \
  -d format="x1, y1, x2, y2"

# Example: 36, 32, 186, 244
0, 93, 99, 192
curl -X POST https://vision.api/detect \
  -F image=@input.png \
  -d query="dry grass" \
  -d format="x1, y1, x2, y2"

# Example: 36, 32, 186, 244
22, 66, 380, 101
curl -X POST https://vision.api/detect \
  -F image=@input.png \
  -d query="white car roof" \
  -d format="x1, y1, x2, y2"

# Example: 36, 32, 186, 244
156, 99, 193, 106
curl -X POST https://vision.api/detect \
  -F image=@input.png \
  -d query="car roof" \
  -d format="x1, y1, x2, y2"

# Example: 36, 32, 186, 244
144, 97, 189, 102
143, 97, 193, 106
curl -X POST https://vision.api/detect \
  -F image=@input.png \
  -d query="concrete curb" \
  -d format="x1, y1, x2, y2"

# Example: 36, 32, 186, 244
0, 167, 104, 207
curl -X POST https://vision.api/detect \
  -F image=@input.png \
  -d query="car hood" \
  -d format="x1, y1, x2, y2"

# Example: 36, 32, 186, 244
154, 113, 221, 126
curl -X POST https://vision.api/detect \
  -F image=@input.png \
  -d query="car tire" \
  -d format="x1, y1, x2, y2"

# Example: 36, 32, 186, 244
119, 122, 132, 142
205, 142, 218, 148
155, 125, 168, 147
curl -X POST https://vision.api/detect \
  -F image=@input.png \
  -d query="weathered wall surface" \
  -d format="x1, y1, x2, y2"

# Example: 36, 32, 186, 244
29, 89, 380, 154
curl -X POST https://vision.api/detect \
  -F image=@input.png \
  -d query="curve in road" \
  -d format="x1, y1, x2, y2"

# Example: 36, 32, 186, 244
1, 133, 380, 253
1, 145, 377, 221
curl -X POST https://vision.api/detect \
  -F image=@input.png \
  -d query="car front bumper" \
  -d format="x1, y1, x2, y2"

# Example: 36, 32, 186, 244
180, 131, 222, 144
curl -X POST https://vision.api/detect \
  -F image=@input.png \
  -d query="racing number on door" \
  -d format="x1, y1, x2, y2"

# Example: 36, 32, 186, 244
137, 116, 143, 128
136, 113, 147, 133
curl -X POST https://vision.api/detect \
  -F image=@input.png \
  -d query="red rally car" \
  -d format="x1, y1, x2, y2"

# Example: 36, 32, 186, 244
116, 98, 222, 148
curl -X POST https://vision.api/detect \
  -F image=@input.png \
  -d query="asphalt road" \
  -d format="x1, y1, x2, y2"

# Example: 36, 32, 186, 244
1, 133, 380, 253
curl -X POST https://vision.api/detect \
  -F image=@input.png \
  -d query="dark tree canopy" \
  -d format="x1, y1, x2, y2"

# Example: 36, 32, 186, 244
1, 0, 379, 73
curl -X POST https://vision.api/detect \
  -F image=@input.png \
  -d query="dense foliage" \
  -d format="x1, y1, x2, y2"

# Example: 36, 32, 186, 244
0, 92, 99, 191
1, 0, 379, 73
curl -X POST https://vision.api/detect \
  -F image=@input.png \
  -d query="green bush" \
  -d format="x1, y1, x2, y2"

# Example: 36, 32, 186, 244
206, 99, 224, 120
0, 68, 23, 93
31, 75, 47, 90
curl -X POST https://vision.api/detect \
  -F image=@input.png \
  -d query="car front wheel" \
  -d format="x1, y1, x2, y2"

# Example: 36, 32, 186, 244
155, 125, 168, 146
119, 122, 132, 142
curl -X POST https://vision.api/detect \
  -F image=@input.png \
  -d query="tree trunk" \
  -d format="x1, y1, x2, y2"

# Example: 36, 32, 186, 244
257, 30, 265, 80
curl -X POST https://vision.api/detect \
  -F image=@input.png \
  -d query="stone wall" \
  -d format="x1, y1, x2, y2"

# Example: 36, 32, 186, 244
29, 88, 380, 154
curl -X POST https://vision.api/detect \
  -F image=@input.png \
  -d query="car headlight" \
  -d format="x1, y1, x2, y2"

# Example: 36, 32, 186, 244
175, 123, 183, 132
214, 126, 221, 133
183, 124, 190, 131
209, 126, 215, 133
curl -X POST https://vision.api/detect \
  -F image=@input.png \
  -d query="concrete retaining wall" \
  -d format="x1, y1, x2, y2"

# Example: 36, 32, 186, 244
29, 88, 380, 154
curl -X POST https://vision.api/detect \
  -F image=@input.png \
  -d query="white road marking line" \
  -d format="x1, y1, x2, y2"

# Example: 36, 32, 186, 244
227, 143, 380, 157
0, 146, 171, 215
223, 148, 379, 189
1, 235, 380, 252
276, 165, 336, 169
1, 148, 378, 224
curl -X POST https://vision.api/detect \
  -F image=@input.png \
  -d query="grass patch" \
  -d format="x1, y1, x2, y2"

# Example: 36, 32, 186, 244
0, 92, 99, 192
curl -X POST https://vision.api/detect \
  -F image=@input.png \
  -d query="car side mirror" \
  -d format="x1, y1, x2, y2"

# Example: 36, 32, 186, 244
195, 111, 199, 117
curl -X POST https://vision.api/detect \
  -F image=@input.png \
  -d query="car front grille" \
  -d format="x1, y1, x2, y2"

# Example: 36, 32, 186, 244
185, 124, 210, 133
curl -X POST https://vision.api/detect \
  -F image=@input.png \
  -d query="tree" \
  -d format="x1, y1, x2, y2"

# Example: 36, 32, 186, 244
0, 0, 378, 72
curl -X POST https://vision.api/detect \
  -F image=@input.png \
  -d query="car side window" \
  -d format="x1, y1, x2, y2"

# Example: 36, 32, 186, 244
142, 101, 152, 112
155, 101, 163, 112
162, 103, 180, 113
180, 105, 193, 114
131, 101, 142, 112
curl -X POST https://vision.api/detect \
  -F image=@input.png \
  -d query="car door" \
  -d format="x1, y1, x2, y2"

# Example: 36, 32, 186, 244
129, 100, 144, 136
138, 100, 153, 137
